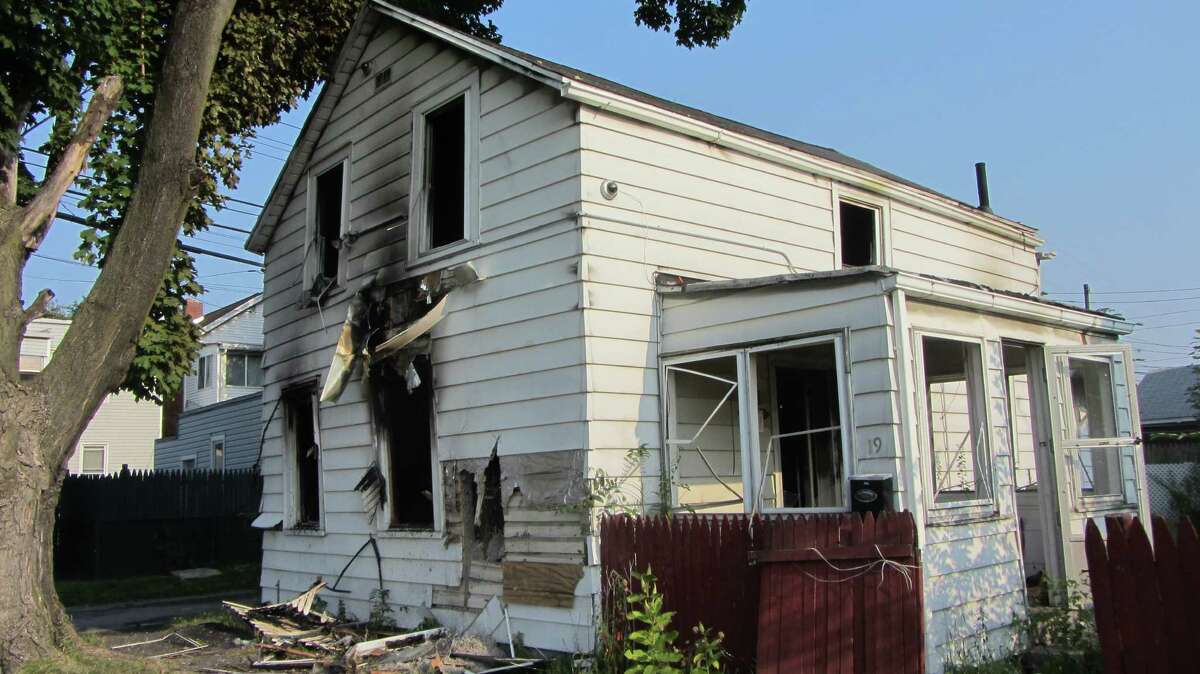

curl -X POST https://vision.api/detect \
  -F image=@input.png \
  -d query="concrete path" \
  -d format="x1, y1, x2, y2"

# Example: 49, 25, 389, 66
69, 589, 258, 631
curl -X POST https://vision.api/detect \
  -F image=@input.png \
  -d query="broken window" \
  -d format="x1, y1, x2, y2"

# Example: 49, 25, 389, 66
210, 436, 226, 472
1002, 344, 1039, 492
196, 354, 212, 390
383, 356, 436, 529
754, 340, 846, 509
226, 351, 263, 388
285, 386, 322, 528
663, 336, 852, 513
665, 355, 744, 513
839, 201, 877, 267
315, 162, 345, 282
80, 444, 106, 475
920, 335, 992, 506
422, 95, 467, 250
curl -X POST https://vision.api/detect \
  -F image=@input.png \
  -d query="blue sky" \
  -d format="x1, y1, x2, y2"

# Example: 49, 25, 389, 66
22, 0, 1199, 375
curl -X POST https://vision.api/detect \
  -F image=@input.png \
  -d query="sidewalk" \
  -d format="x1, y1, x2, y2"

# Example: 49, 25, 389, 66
69, 589, 259, 631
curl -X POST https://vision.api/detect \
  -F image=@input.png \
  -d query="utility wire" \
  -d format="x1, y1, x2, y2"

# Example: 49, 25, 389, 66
54, 211, 263, 267
1045, 286, 1200, 296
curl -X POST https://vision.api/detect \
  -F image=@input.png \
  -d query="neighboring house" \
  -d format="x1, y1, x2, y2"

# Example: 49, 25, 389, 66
155, 294, 265, 471
245, 4, 1148, 671
20, 318, 161, 474
1138, 365, 1200, 436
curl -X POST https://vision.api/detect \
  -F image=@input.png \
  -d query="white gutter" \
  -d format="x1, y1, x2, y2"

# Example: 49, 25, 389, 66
561, 79, 1043, 249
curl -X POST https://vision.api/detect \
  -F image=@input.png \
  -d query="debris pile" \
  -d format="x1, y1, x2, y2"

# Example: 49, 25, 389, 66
221, 581, 545, 672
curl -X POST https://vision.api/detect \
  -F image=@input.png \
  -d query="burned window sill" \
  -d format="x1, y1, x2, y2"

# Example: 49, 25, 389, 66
377, 527, 441, 540
286, 526, 326, 537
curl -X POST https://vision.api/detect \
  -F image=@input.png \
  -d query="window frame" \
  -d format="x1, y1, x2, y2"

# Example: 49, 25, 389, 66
79, 443, 108, 475
659, 333, 854, 515
210, 434, 226, 472
196, 354, 212, 390
180, 455, 197, 471
305, 147, 352, 289
913, 331, 998, 520
832, 184, 890, 269
282, 384, 325, 534
225, 350, 263, 388
407, 70, 480, 266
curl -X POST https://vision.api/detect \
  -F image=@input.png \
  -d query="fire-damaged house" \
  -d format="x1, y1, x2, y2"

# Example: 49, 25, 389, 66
245, 2, 1149, 670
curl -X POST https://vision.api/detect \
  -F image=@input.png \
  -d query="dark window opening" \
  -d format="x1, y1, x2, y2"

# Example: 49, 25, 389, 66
285, 387, 321, 527
385, 356, 435, 529
316, 163, 344, 281
839, 201, 877, 267
764, 342, 843, 508
424, 95, 466, 250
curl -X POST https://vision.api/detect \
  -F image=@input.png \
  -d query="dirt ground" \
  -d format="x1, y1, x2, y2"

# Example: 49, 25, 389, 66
86, 619, 263, 673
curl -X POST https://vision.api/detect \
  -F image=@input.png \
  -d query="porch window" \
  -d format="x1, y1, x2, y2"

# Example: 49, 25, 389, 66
663, 335, 851, 514
1061, 354, 1134, 501
919, 335, 993, 507
284, 385, 322, 529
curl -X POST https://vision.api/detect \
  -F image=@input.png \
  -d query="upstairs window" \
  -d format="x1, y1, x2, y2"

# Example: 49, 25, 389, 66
839, 201, 878, 267
196, 355, 213, 390
226, 351, 263, 388
315, 162, 346, 282
409, 73, 479, 261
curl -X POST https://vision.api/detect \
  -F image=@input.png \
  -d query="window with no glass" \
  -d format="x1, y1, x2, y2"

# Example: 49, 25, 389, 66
921, 336, 991, 506
284, 386, 321, 528
315, 162, 345, 282
422, 95, 467, 250
226, 351, 263, 388
382, 356, 436, 529
839, 201, 878, 267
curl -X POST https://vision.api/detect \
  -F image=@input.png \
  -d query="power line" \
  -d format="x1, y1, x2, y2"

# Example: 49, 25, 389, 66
1045, 286, 1200, 296
1133, 321, 1200, 332
220, 195, 264, 209
276, 120, 303, 131
32, 253, 94, 269
53, 211, 263, 267
1128, 339, 1195, 349
1127, 308, 1200, 321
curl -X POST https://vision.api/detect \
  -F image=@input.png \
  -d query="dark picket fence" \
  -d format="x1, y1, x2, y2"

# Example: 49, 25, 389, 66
55, 468, 262, 580
599, 512, 923, 674
1085, 515, 1200, 674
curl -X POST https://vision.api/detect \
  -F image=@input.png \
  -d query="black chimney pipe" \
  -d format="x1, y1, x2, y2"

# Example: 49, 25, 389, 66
975, 162, 992, 213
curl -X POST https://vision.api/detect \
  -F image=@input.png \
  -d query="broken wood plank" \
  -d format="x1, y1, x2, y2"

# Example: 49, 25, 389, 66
344, 626, 447, 662
251, 658, 317, 670
502, 561, 583, 608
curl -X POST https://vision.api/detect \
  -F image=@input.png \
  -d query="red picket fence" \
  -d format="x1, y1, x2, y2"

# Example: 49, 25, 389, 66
599, 512, 924, 673
1085, 515, 1200, 673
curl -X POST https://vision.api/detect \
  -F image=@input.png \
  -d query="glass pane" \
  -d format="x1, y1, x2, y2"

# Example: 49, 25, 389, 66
923, 337, 990, 505
211, 440, 225, 472
197, 356, 210, 389
226, 353, 247, 387
755, 341, 844, 509
247, 353, 264, 387
1076, 445, 1123, 497
666, 356, 743, 513
81, 447, 105, 473
1067, 357, 1117, 439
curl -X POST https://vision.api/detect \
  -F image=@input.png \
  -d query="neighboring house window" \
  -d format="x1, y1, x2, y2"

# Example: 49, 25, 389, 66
284, 385, 322, 528
210, 435, 226, 472
839, 200, 879, 267
180, 456, 196, 471
225, 351, 263, 387
409, 72, 479, 261
196, 355, 212, 389
314, 160, 346, 283
383, 356, 436, 529
918, 335, 993, 508
662, 334, 852, 514
80, 444, 107, 475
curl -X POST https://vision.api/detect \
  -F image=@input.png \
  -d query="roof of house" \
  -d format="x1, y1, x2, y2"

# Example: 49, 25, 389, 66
196, 293, 261, 332
1138, 365, 1200, 425
246, 0, 1040, 252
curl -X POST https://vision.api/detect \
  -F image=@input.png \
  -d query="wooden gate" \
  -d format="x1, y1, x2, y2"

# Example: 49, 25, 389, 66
1085, 515, 1200, 673
599, 511, 923, 673
754, 512, 923, 674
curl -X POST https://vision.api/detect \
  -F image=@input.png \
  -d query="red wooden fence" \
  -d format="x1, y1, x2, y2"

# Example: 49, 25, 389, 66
599, 512, 924, 674
1085, 515, 1200, 673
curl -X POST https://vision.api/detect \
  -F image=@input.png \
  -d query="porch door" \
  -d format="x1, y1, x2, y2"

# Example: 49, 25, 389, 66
1042, 344, 1147, 582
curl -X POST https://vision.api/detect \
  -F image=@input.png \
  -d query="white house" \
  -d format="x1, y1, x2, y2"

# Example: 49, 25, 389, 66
157, 294, 265, 471
245, 3, 1148, 670
20, 318, 161, 474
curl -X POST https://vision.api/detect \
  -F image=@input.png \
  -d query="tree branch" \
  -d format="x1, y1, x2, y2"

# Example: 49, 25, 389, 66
19, 75, 124, 250
19, 289, 55, 331
42, 0, 235, 466
1, 100, 31, 208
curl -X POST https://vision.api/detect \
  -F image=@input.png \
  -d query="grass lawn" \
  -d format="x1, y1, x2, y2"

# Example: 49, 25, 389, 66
56, 563, 260, 607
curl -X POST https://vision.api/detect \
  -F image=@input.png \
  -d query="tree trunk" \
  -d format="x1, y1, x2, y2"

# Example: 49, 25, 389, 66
0, 382, 75, 670
0, 0, 235, 670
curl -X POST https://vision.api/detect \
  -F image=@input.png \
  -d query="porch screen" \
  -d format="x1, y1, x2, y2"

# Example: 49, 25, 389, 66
665, 355, 744, 513
1062, 353, 1135, 501
921, 336, 991, 505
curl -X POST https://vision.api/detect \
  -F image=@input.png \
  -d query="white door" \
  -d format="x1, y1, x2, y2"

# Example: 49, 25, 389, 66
1043, 344, 1147, 582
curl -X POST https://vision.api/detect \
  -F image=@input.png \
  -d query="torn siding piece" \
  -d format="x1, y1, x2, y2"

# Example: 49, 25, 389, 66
319, 275, 380, 403
502, 562, 583, 608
